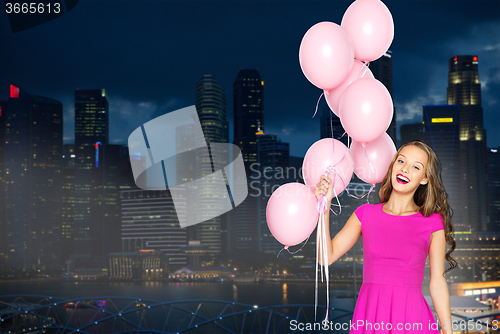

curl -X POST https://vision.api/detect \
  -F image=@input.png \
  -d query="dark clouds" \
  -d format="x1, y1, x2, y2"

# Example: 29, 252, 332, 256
0, 0, 498, 156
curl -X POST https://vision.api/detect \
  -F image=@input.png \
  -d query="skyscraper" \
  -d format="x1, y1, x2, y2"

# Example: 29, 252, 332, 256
0, 100, 6, 271
401, 105, 467, 229
487, 147, 500, 231
422, 105, 463, 229
91, 144, 135, 266
121, 189, 188, 270
256, 133, 290, 253
447, 55, 487, 231
61, 144, 76, 260
3, 85, 63, 270
370, 50, 396, 144
194, 75, 229, 261
74, 89, 109, 254
233, 69, 264, 176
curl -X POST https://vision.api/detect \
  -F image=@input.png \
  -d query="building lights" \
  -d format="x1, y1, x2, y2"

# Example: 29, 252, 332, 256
95, 142, 101, 167
431, 118, 453, 123
10, 84, 20, 98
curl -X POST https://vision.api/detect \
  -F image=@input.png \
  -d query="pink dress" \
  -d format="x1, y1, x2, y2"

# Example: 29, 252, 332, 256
349, 203, 444, 333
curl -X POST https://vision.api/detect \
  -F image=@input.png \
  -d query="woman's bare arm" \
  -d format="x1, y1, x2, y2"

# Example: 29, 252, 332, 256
315, 174, 362, 266
429, 230, 452, 334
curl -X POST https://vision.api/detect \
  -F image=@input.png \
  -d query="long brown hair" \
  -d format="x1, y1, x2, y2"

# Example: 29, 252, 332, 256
378, 141, 457, 276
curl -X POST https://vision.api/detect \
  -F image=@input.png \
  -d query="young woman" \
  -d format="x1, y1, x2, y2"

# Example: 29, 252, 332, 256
315, 141, 457, 334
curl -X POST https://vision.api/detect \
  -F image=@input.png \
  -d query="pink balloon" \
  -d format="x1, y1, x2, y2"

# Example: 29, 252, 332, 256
302, 138, 354, 196
266, 183, 319, 247
325, 59, 374, 117
339, 78, 393, 144
341, 0, 394, 62
299, 22, 354, 90
350, 133, 396, 184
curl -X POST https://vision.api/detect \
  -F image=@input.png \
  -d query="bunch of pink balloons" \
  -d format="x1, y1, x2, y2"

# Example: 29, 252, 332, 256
299, 0, 396, 184
267, 0, 397, 250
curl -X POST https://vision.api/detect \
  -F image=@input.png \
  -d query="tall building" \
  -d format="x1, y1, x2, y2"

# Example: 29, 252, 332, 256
255, 133, 290, 253
447, 55, 487, 231
121, 189, 188, 271
422, 105, 464, 229
370, 50, 396, 144
193, 75, 229, 262
487, 147, 500, 231
3, 85, 63, 270
91, 144, 135, 266
233, 69, 264, 176
61, 144, 76, 260
74, 89, 109, 255
0, 100, 6, 271
196, 75, 229, 144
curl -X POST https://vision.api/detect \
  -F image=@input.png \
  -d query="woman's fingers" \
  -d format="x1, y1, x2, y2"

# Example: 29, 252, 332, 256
315, 175, 333, 199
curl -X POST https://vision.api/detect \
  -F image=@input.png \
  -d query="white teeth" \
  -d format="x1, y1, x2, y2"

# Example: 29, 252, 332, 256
397, 175, 409, 183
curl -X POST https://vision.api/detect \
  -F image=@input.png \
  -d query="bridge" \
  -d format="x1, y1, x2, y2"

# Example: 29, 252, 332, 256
0, 295, 353, 333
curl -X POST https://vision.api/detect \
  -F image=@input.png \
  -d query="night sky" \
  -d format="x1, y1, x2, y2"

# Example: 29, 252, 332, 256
1, 0, 499, 157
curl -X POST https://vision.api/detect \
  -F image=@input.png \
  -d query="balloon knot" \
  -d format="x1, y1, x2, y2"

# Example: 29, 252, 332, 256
284, 246, 289, 250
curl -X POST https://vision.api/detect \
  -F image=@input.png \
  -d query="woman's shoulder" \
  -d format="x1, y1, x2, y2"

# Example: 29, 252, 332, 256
422, 211, 442, 221
428, 212, 445, 232
355, 202, 382, 210
354, 202, 382, 220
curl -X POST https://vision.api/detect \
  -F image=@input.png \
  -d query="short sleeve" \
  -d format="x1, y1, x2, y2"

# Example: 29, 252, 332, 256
354, 203, 368, 223
431, 214, 445, 233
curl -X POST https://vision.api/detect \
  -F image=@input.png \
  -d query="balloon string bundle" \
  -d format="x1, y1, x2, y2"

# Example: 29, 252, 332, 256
315, 167, 335, 322
314, 143, 349, 322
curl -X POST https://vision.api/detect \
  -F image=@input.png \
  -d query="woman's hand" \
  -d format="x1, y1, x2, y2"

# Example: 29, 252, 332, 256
314, 173, 335, 204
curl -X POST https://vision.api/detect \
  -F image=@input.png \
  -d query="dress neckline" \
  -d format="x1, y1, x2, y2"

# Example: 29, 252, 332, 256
379, 203, 421, 217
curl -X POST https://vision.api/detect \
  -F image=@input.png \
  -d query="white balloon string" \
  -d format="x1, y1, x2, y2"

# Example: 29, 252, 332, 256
312, 92, 324, 118
321, 209, 330, 320
362, 144, 376, 181
286, 235, 311, 254
314, 210, 321, 321
276, 246, 287, 258
276, 234, 311, 258
362, 144, 376, 203
320, 216, 324, 283
357, 61, 370, 79
321, 206, 330, 321
314, 166, 340, 323
338, 136, 376, 202
314, 122, 353, 322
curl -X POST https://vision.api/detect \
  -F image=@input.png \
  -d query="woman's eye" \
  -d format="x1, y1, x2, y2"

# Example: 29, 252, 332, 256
398, 159, 404, 163
413, 166, 420, 170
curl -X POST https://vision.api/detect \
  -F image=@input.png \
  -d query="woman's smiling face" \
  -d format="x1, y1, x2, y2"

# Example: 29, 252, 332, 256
391, 145, 429, 194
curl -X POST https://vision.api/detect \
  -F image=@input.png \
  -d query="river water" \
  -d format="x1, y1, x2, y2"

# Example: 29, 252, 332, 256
0, 279, 355, 310
0, 280, 357, 333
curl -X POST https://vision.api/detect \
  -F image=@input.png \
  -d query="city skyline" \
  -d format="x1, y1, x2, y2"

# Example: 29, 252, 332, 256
0, 0, 498, 275
0, 0, 498, 157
